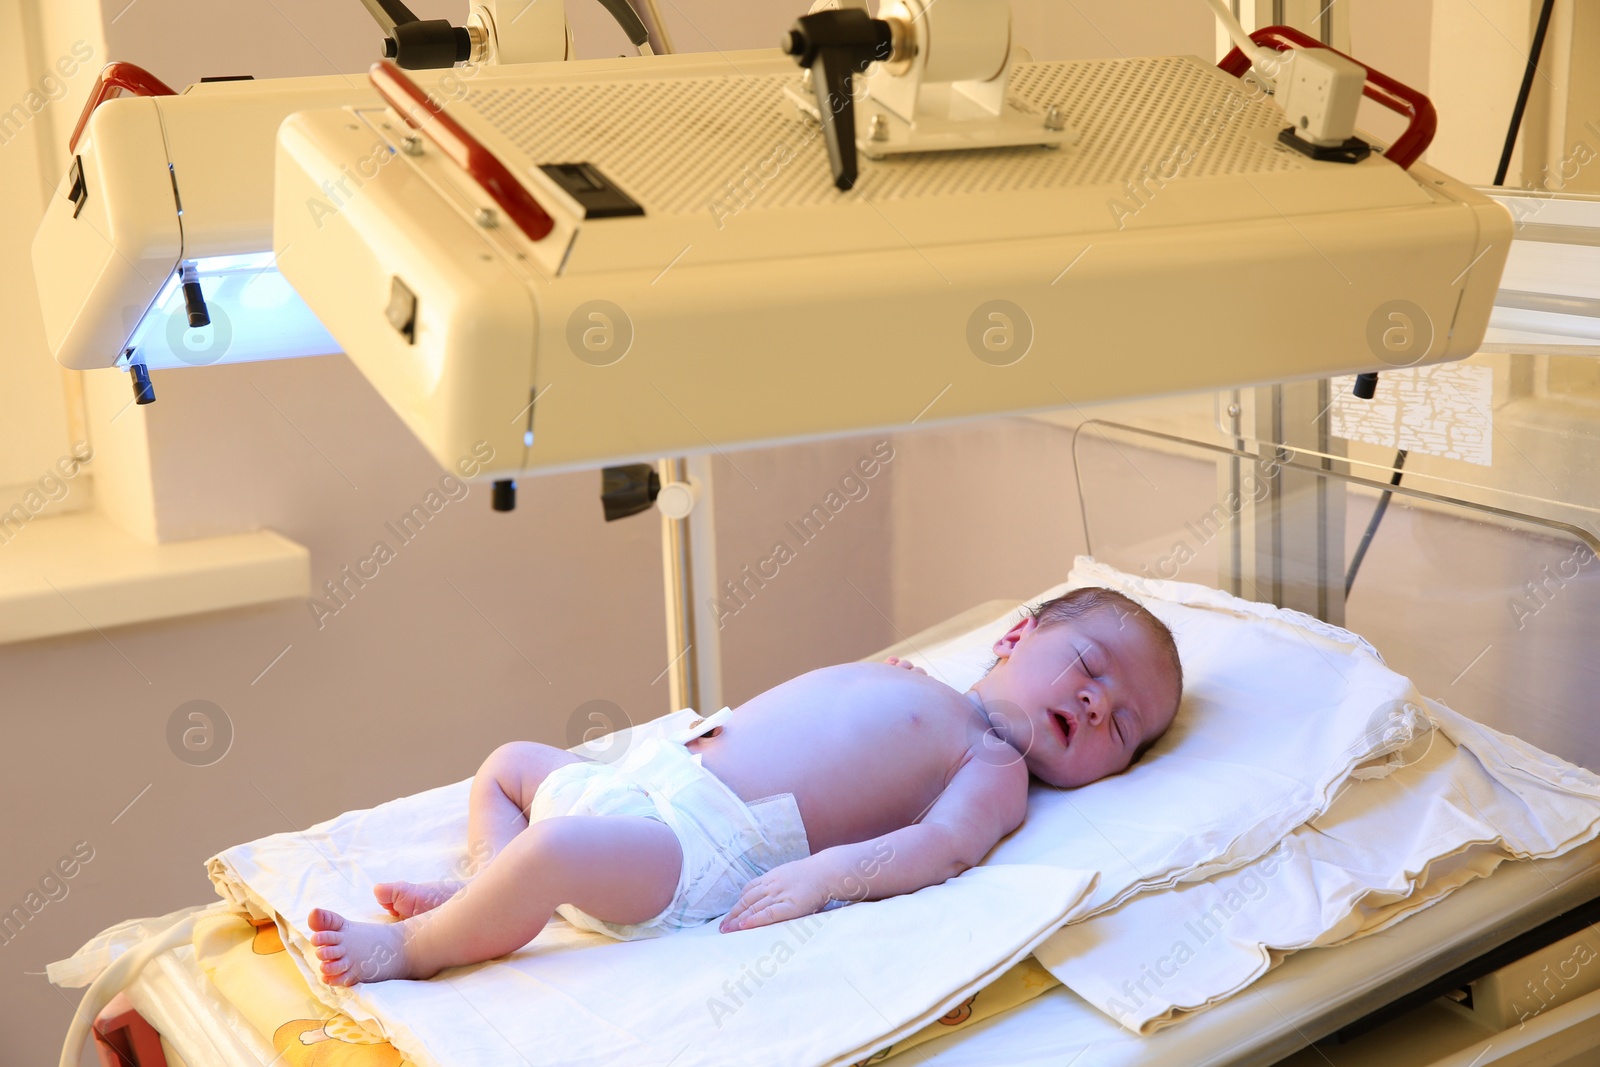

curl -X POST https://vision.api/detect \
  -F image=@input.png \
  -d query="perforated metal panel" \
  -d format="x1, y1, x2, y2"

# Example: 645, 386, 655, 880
467, 56, 1302, 217
1010, 58, 1302, 183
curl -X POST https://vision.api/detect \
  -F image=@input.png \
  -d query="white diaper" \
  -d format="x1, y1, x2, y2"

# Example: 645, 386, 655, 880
527, 708, 812, 940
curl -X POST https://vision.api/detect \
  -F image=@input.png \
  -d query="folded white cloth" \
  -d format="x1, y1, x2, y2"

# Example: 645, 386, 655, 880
1035, 698, 1600, 1032
208, 789, 1096, 1067
904, 557, 1433, 915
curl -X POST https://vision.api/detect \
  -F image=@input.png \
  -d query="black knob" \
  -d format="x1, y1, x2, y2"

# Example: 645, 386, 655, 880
391, 20, 471, 69
180, 264, 210, 328
492, 480, 516, 512
1352, 372, 1379, 400
130, 363, 155, 405
601, 464, 661, 522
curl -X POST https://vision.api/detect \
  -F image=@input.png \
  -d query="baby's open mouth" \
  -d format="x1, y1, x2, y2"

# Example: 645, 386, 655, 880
1051, 710, 1075, 749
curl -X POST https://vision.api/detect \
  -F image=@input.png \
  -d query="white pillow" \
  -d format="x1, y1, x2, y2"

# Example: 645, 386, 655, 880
904, 556, 1430, 916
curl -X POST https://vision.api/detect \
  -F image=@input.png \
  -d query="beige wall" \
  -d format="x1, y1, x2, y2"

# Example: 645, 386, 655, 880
1348, 0, 1434, 147
709, 435, 899, 705
889, 416, 1090, 633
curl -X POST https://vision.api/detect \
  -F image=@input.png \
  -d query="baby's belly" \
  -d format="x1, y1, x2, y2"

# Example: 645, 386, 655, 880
680, 662, 980, 852
687, 725, 961, 853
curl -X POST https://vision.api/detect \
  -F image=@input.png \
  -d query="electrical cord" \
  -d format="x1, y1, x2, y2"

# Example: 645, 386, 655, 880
1343, 0, 1555, 601
594, 0, 653, 53
1494, 0, 1558, 186
1344, 450, 1407, 598
1202, 0, 1285, 85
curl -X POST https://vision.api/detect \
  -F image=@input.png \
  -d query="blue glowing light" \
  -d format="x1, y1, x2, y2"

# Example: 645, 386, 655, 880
125, 252, 339, 370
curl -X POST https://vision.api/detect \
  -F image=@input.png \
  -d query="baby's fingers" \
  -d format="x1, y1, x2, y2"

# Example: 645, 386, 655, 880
721, 880, 780, 932
731, 900, 792, 932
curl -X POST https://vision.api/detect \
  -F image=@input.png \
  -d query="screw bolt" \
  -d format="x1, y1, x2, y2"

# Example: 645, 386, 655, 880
475, 207, 499, 228
467, 22, 490, 65
1044, 105, 1065, 132
400, 135, 424, 156
869, 114, 890, 142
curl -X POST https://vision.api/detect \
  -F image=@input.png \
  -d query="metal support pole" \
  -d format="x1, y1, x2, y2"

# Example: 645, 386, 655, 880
1220, 381, 1347, 625
658, 457, 697, 713
683, 453, 723, 713
656, 456, 722, 714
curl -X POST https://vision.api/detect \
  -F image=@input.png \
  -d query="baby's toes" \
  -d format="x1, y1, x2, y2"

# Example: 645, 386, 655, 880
392, 886, 425, 917
307, 907, 345, 933
377, 881, 427, 915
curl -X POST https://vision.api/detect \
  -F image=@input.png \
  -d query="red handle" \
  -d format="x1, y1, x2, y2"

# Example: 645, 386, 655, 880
68, 62, 177, 152
1218, 25, 1437, 170
369, 60, 555, 242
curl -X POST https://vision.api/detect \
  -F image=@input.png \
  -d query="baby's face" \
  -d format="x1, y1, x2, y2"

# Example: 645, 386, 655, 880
973, 610, 1179, 788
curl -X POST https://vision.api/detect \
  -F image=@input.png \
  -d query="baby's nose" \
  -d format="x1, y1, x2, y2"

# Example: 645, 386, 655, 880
1078, 688, 1108, 723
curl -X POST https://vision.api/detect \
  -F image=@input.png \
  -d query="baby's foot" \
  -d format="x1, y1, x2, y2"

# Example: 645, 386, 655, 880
374, 879, 461, 918
307, 908, 417, 985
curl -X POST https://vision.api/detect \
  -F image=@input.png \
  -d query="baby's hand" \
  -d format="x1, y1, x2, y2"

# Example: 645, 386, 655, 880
720, 858, 833, 933
884, 656, 927, 676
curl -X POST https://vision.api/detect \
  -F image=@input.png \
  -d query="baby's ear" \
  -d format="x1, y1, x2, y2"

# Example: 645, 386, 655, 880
991, 615, 1037, 659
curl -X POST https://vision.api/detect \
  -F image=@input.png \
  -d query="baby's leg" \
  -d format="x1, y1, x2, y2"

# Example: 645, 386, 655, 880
374, 742, 588, 917
468, 742, 592, 862
314, 814, 681, 984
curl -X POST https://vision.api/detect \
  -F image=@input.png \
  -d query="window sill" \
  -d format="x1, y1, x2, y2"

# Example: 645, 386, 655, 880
0, 512, 309, 644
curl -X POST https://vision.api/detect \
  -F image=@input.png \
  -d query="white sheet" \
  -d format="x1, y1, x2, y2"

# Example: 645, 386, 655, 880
904, 557, 1433, 915
66, 842, 1600, 1067
1037, 696, 1600, 1031
208, 773, 1097, 1067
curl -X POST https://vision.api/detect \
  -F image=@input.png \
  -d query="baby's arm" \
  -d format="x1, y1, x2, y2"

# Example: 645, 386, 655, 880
721, 750, 1028, 932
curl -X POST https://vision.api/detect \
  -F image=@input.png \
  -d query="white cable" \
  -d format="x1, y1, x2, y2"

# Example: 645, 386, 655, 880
58, 912, 206, 1067
637, 0, 675, 54
1201, 0, 1286, 86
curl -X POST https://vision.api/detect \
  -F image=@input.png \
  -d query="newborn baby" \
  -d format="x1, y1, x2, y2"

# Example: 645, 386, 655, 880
309, 586, 1183, 985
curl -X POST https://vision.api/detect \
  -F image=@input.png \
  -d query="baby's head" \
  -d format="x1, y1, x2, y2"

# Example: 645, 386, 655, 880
970, 587, 1182, 789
